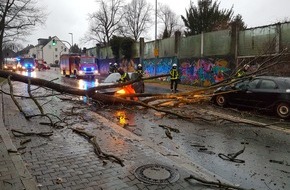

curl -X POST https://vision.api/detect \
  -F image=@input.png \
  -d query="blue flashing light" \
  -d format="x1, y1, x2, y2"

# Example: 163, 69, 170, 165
91, 67, 94, 70
84, 67, 87, 71
25, 64, 28, 67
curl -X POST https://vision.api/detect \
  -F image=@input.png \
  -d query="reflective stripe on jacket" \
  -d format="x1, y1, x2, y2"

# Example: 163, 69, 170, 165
235, 69, 245, 78
170, 69, 179, 80
120, 73, 129, 82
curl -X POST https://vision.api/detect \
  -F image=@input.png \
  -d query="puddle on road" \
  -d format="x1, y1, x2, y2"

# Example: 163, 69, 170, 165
78, 79, 99, 90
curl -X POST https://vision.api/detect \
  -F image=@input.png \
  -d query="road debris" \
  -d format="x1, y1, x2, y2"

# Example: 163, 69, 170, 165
184, 174, 249, 190
72, 128, 124, 167
11, 129, 53, 137
218, 146, 245, 163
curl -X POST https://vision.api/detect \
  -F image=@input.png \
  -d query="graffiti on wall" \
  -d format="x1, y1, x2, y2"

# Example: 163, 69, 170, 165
97, 58, 140, 75
142, 57, 231, 86
143, 57, 177, 77
98, 56, 232, 86
179, 58, 231, 86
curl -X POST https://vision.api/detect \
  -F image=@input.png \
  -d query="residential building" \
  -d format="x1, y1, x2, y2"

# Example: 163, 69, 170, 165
29, 36, 69, 65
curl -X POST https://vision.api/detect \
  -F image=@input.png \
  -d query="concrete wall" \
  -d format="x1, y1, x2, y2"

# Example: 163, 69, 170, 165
89, 22, 290, 86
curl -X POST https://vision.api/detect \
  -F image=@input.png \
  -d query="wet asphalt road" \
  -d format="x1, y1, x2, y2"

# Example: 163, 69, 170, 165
18, 69, 290, 190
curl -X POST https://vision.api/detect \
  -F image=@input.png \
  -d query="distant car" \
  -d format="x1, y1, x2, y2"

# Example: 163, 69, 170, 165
96, 72, 145, 95
212, 76, 290, 119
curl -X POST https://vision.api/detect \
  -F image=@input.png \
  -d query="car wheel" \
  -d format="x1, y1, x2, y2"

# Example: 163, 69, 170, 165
276, 102, 290, 119
215, 95, 227, 107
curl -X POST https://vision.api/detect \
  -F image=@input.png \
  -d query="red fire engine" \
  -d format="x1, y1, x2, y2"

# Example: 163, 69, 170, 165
60, 54, 98, 79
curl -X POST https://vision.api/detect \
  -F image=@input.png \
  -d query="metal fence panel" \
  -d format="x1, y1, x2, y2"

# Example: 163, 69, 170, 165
144, 41, 155, 59
159, 37, 175, 57
203, 30, 231, 56
281, 22, 290, 50
99, 46, 113, 59
179, 35, 201, 58
239, 26, 277, 56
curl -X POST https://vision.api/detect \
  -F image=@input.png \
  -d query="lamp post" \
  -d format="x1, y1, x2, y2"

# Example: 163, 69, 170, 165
155, 0, 157, 41
69, 33, 73, 50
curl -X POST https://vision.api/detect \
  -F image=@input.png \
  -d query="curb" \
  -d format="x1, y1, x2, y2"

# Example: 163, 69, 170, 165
0, 84, 38, 190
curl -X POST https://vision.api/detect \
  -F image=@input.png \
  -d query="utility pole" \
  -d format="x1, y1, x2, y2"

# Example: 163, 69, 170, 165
155, 0, 157, 42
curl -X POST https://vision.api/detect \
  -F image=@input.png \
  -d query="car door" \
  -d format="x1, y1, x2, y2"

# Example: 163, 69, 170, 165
248, 79, 279, 109
229, 79, 260, 107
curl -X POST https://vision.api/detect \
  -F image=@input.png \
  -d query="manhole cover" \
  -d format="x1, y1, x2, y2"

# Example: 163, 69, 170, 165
134, 164, 180, 185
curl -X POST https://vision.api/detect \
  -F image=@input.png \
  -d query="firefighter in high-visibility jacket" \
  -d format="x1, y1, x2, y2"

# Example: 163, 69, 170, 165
117, 68, 130, 83
170, 63, 180, 93
136, 64, 144, 76
235, 64, 250, 78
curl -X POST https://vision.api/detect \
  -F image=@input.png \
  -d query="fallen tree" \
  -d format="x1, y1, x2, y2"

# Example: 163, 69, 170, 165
0, 49, 289, 124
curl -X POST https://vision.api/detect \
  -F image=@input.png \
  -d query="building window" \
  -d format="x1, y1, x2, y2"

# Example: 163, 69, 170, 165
55, 55, 58, 58
55, 48, 57, 51
61, 46, 63, 49
49, 45, 51, 49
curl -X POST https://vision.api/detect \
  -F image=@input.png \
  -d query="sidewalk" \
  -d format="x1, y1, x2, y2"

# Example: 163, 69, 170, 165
0, 81, 229, 190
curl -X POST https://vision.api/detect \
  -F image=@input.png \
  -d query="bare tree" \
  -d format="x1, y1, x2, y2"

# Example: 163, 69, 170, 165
85, 0, 124, 46
0, 0, 46, 67
119, 0, 153, 41
157, 3, 182, 39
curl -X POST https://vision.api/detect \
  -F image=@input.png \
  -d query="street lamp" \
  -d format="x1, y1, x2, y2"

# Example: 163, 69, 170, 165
155, 0, 157, 41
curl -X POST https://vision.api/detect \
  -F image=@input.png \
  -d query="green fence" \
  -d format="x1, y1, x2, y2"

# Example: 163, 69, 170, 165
281, 23, 290, 50
93, 22, 290, 60
239, 25, 278, 56
159, 37, 175, 57
204, 30, 231, 56
179, 34, 201, 58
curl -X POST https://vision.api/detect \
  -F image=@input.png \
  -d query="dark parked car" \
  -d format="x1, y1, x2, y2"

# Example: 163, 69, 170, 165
212, 76, 290, 119
96, 72, 145, 95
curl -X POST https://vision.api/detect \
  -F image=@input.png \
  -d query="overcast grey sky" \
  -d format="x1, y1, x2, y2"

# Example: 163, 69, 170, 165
27, 0, 290, 48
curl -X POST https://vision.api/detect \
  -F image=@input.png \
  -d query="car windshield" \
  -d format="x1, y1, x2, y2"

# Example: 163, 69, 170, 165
4, 58, 18, 65
103, 73, 121, 83
80, 58, 95, 64
235, 80, 250, 89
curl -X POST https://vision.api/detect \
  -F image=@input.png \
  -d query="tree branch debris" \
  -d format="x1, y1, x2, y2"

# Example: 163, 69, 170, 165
72, 128, 124, 167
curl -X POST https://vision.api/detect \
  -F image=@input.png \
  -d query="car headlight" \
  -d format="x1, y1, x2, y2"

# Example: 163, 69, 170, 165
79, 71, 84, 75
